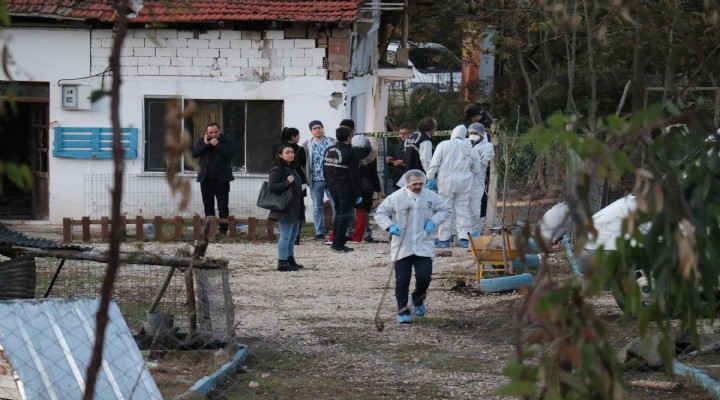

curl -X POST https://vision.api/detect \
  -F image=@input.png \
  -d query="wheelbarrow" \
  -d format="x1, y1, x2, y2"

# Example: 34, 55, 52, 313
467, 228, 533, 293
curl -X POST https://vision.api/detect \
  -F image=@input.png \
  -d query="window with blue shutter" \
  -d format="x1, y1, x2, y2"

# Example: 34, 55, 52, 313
53, 127, 138, 159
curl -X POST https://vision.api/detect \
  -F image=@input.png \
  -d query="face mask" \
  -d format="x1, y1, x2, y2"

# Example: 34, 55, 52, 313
469, 134, 480, 142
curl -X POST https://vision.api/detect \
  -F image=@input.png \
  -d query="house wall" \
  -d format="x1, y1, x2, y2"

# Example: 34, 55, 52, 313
0, 26, 382, 223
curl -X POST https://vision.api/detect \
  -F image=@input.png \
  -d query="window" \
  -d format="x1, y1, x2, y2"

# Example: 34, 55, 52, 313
144, 98, 283, 174
53, 127, 138, 159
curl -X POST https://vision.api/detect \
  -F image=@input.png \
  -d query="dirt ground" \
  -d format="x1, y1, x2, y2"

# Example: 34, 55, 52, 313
3, 221, 717, 399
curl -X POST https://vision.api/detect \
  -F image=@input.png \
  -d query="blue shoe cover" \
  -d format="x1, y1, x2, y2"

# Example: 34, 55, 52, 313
396, 314, 412, 324
412, 303, 426, 318
458, 239, 469, 248
435, 240, 450, 248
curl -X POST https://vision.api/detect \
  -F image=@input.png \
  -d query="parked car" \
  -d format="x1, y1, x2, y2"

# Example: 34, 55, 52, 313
386, 42, 462, 96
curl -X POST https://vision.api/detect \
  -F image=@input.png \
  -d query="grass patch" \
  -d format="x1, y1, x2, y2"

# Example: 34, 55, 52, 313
149, 349, 231, 399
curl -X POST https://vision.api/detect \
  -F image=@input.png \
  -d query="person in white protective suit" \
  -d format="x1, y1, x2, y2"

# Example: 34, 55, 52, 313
374, 169, 451, 324
425, 124, 481, 248
466, 122, 495, 231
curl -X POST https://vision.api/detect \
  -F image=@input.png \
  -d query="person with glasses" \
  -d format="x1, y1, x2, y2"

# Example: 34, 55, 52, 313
374, 169, 451, 324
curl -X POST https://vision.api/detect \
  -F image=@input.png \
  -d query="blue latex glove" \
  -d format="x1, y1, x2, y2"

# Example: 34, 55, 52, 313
356, 197, 363, 204
388, 225, 401, 236
423, 220, 436, 234
426, 179, 437, 190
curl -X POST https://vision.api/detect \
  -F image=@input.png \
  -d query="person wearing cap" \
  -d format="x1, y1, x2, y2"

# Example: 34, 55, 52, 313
426, 124, 481, 248
374, 169, 451, 324
387, 122, 412, 193
302, 120, 336, 240
192, 122, 235, 235
403, 117, 437, 173
467, 122, 495, 229
323, 126, 362, 253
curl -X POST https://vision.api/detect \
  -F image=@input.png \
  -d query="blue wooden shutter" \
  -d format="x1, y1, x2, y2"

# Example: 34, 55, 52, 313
53, 127, 138, 159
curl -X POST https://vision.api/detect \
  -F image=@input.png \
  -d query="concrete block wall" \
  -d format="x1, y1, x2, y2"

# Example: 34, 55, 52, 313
90, 26, 351, 80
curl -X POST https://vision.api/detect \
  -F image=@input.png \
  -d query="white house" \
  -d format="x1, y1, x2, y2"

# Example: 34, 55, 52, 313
0, 0, 399, 223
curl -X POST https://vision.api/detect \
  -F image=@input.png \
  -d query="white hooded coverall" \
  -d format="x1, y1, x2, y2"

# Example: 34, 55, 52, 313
468, 133, 495, 227
426, 125, 481, 241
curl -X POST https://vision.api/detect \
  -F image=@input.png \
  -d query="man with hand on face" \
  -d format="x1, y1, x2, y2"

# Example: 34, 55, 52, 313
373, 169, 451, 324
302, 120, 336, 241
192, 122, 235, 235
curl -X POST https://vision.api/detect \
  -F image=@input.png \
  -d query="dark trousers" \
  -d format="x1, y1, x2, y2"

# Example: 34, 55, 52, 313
480, 165, 490, 217
329, 190, 354, 249
394, 255, 432, 315
200, 179, 230, 232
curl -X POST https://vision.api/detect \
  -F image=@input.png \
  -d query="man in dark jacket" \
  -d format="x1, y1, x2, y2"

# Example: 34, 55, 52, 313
404, 117, 436, 173
323, 126, 361, 253
192, 122, 235, 234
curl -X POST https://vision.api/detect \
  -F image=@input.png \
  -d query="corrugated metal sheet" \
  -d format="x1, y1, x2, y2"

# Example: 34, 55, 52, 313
0, 297, 161, 400
0, 224, 91, 252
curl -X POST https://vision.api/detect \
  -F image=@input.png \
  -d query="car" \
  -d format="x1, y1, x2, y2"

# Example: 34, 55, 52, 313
386, 42, 462, 96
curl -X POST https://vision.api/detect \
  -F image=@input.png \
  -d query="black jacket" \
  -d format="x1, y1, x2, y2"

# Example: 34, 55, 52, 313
192, 135, 235, 182
266, 163, 305, 223
323, 141, 361, 198
403, 131, 430, 173
355, 146, 381, 210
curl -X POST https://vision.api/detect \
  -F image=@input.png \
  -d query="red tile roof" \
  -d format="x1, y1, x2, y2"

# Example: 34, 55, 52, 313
7, 0, 363, 23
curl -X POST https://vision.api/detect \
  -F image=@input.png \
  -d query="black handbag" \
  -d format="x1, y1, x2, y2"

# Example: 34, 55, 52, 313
256, 181, 293, 211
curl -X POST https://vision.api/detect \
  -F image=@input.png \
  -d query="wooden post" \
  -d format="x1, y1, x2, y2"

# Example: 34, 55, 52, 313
101, 217, 109, 242
174, 216, 183, 241
154, 216, 163, 241
486, 138, 499, 229
135, 215, 144, 241
119, 215, 127, 237
82, 216, 91, 242
209, 217, 218, 241
62, 218, 72, 243
248, 217, 257, 241
266, 219, 275, 240
193, 215, 201, 241
324, 200, 333, 234
228, 216, 236, 237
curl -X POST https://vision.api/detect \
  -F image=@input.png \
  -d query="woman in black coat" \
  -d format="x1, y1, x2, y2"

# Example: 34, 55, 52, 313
280, 127, 307, 245
267, 143, 306, 272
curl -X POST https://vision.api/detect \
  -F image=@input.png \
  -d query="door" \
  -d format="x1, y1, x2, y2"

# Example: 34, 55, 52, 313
30, 103, 49, 219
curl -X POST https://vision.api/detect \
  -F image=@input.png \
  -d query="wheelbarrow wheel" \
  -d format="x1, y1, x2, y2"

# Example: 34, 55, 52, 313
479, 273, 533, 293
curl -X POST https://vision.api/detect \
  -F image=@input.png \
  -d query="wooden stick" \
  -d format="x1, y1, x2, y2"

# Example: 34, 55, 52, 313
627, 380, 678, 391
13, 247, 227, 269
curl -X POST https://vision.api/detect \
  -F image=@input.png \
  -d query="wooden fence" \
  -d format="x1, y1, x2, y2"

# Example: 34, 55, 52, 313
62, 216, 275, 243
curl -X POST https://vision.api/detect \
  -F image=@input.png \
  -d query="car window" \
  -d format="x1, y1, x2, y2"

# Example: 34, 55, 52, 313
409, 47, 461, 72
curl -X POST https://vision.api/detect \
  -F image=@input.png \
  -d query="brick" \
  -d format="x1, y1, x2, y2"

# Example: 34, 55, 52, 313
291, 58, 312, 67
144, 37, 165, 48
227, 58, 249, 68
329, 71, 345, 80
329, 45, 351, 57
137, 66, 159, 75
198, 30, 221, 40
306, 66, 325, 76
329, 37, 351, 48
120, 57, 137, 66
92, 30, 113, 39
209, 39, 230, 49
91, 57, 108, 68
221, 31, 243, 40
312, 57, 326, 67
328, 62, 349, 72
307, 26, 319, 39
242, 31, 262, 40
270, 57, 291, 67
198, 48, 220, 58
177, 48, 198, 57
193, 58, 215, 67
187, 39, 210, 49
294, 39, 316, 49
265, 30, 284, 40
251, 39, 267, 49
91, 65, 107, 75
243, 48, 262, 58
91, 39, 103, 48
305, 48, 326, 58
123, 38, 145, 48
148, 57, 171, 66
284, 28, 305, 39
136, 57, 150, 66
172, 57, 192, 67
317, 36, 328, 47
328, 54, 349, 64
220, 48, 242, 58
268, 67, 285, 77
92, 47, 112, 58
179, 67, 204, 76
156, 29, 179, 39
248, 58, 270, 67
122, 66, 138, 76
120, 46, 132, 57
159, 66, 181, 75
156, 47, 176, 57
271, 40, 295, 49
177, 31, 194, 39
230, 39, 252, 49
133, 47, 155, 57
262, 48, 284, 58
166, 38, 189, 48
222, 67, 243, 77
100, 38, 114, 48
283, 48, 305, 58
284, 67, 305, 76
135, 28, 153, 38
241, 67, 258, 77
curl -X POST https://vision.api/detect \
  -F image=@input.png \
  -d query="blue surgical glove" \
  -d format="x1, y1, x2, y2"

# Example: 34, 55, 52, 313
388, 225, 401, 236
356, 197, 363, 204
426, 179, 437, 190
423, 220, 436, 234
